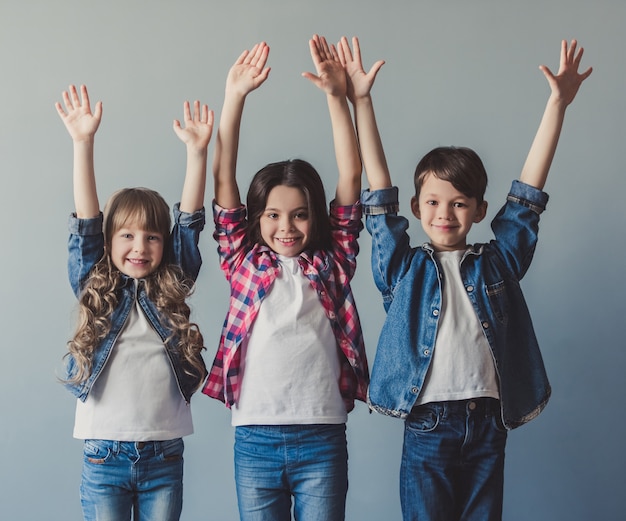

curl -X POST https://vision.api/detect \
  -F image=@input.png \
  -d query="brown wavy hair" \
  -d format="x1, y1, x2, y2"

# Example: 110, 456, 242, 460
66, 188, 205, 387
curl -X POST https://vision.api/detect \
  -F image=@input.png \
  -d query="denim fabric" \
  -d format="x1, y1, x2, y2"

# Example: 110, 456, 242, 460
400, 399, 507, 521
80, 438, 184, 521
361, 181, 551, 429
65, 204, 207, 403
234, 424, 348, 521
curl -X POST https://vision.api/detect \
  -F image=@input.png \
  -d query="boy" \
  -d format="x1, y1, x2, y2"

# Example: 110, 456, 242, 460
338, 37, 591, 520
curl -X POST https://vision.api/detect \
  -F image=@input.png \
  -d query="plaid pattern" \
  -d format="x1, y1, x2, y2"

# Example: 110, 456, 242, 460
202, 201, 369, 412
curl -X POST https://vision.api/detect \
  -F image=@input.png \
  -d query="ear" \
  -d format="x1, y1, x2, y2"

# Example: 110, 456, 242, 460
473, 200, 488, 223
410, 196, 421, 220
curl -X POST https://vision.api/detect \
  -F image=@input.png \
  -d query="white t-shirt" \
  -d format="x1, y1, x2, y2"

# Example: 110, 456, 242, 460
73, 295, 194, 441
231, 255, 347, 426
415, 249, 500, 405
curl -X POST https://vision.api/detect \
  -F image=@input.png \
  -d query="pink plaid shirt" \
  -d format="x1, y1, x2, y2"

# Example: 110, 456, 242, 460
202, 200, 369, 413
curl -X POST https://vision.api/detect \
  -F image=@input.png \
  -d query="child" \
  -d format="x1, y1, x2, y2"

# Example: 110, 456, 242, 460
339, 37, 592, 520
202, 36, 369, 520
56, 84, 213, 521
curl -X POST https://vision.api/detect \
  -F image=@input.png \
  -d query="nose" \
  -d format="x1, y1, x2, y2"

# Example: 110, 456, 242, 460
437, 206, 453, 220
279, 216, 294, 231
133, 238, 147, 253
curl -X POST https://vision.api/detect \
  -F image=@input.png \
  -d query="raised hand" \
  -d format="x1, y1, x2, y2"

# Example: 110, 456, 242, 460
226, 42, 271, 97
302, 34, 347, 97
173, 100, 214, 151
337, 36, 385, 103
540, 39, 593, 107
55, 85, 102, 142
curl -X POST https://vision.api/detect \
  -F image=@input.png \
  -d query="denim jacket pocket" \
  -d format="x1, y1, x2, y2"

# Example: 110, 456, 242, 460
485, 280, 509, 325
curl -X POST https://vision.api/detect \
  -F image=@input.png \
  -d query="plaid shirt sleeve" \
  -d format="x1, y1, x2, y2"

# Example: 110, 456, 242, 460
202, 202, 279, 406
303, 201, 369, 412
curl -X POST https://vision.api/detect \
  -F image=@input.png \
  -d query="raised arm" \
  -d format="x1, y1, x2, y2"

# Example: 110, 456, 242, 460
303, 34, 361, 205
338, 36, 390, 191
173, 100, 214, 213
55, 84, 102, 218
213, 42, 270, 209
520, 39, 592, 190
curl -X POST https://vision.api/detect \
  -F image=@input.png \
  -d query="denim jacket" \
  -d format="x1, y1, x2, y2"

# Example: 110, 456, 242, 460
65, 204, 208, 403
362, 180, 551, 429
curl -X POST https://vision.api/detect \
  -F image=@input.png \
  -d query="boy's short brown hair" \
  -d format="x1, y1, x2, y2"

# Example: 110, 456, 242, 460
414, 146, 488, 204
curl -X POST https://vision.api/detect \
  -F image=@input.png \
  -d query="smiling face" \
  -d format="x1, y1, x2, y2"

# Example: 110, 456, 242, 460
411, 172, 487, 252
259, 184, 311, 257
110, 222, 164, 278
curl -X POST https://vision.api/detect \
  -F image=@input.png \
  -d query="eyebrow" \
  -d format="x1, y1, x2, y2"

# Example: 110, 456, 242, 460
264, 206, 308, 212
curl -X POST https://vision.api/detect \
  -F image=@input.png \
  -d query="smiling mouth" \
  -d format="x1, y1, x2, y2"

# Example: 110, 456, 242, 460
276, 237, 300, 244
127, 258, 149, 264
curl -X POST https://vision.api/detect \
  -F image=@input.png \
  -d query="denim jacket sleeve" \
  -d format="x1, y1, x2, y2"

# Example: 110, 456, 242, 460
490, 180, 549, 280
361, 187, 415, 310
67, 213, 104, 298
169, 203, 206, 282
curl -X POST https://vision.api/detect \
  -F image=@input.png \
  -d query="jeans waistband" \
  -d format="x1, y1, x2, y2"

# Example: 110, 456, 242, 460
410, 397, 500, 417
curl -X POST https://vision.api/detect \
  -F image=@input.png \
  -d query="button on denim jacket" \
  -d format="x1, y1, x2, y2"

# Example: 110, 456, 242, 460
362, 180, 551, 429
65, 204, 208, 404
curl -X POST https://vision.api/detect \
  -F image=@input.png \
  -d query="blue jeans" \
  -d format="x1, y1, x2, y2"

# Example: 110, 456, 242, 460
234, 424, 348, 521
80, 438, 184, 521
400, 398, 507, 521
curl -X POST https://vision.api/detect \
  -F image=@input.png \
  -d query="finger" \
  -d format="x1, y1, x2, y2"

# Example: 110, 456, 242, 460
80, 85, 91, 110
257, 66, 271, 84
302, 71, 322, 88
93, 101, 103, 121
69, 85, 80, 108
193, 100, 201, 121
367, 60, 385, 80
573, 45, 585, 67
352, 36, 362, 65
339, 36, 353, 63
567, 39, 578, 63
579, 66, 593, 81
329, 43, 339, 62
249, 42, 266, 67
319, 36, 332, 60
62, 90, 74, 111
54, 101, 67, 118
183, 100, 192, 122
255, 43, 270, 71
558, 40, 568, 70
201, 104, 209, 123
206, 109, 215, 129
173, 119, 181, 131
235, 49, 250, 66
309, 38, 322, 64
539, 64, 555, 83
337, 39, 347, 66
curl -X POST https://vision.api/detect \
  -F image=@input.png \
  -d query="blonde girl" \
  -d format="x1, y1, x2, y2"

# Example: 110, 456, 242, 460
56, 85, 213, 521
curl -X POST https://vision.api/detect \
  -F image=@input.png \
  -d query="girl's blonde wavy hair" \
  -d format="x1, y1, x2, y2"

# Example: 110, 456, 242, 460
66, 187, 205, 388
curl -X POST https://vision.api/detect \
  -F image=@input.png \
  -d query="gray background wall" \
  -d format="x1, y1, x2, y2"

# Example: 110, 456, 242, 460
1, 1, 624, 519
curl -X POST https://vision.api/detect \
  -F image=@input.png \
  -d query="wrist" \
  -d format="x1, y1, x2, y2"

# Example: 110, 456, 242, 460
353, 94, 374, 106
187, 144, 209, 156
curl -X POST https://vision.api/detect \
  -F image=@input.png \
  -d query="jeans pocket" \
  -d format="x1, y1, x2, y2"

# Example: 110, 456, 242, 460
405, 406, 440, 433
234, 426, 256, 442
490, 412, 508, 433
159, 438, 184, 463
83, 439, 112, 464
